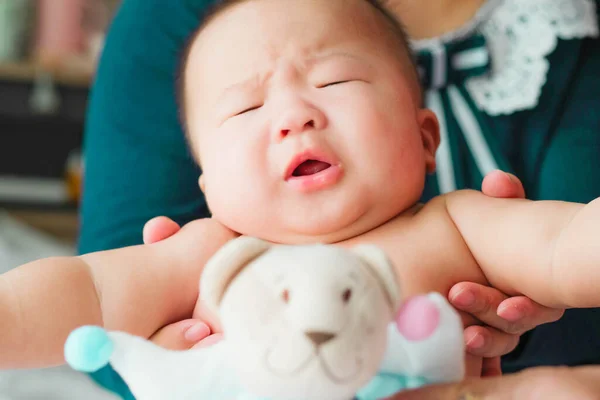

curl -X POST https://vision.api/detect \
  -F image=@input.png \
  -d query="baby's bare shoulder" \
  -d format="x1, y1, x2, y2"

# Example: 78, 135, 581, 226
354, 194, 487, 298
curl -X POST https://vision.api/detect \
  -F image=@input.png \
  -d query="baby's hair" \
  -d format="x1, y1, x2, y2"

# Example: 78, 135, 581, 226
176, 0, 419, 138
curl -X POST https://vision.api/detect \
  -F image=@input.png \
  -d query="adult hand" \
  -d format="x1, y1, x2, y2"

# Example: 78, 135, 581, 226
451, 171, 564, 376
143, 216, 222, 350
389, 366, 600, 400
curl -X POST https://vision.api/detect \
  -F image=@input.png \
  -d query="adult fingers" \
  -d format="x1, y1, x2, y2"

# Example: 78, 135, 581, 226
451, 283, 518, 334
481, 357, 502, 378
463, 325, 520, 358
497, 296, 565, 330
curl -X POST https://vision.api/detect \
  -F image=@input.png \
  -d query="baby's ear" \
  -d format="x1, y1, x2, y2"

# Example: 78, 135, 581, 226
418, 108, 440, 174
201, 236, 271, 315
350, 245, 400, 312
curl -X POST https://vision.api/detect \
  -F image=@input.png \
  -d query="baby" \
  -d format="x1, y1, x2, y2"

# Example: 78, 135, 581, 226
1, 0, 599, 383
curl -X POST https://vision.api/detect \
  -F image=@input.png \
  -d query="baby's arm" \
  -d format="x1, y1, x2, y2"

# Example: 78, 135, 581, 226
0, 218, 235, 369
445, 190, 598, 309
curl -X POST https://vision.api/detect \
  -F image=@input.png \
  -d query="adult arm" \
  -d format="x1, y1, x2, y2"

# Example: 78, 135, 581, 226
391, 366, 600, 400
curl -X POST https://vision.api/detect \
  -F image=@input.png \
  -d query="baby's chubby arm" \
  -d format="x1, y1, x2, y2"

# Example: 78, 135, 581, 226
0, 218, 236, 369
444, 190, 599, 309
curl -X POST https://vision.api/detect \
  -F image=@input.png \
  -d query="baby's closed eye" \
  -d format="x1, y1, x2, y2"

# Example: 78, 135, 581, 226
233, 104, 263, 116
317, 80, 354, 88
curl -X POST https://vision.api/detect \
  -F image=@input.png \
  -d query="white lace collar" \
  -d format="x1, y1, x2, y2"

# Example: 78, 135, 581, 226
413, 0, 599, 116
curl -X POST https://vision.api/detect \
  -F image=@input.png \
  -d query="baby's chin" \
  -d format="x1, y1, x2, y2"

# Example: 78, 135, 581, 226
210, 188, 421, 244
259, 229, 360, 246
228, 212, 390, 245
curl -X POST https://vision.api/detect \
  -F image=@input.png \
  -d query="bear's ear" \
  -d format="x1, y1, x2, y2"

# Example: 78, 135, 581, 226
201, 236, 272, 315
350, 245, 400, 312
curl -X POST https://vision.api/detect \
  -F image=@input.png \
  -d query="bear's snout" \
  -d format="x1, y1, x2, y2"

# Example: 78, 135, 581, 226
305, 331, 336, 346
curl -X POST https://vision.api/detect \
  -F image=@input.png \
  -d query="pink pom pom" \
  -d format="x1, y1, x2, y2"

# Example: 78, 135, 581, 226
396, 295, 440, 341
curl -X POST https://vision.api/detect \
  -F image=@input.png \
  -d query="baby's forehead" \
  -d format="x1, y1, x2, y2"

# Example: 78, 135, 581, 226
180, 0, 419, 135
187, 0, 407, 89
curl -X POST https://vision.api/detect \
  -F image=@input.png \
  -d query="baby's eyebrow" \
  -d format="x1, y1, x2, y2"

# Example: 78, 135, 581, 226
306, 51, 367, 67
215, 51, 370, 103
217, 71, 271, 103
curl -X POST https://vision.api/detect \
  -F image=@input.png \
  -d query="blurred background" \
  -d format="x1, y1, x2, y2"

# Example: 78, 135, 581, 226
0, 0, 119, 257
0, 0, 120, 398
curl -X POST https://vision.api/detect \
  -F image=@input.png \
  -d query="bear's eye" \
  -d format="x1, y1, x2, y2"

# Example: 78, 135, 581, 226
342, 288, 352, 303
281, 289, 290, 304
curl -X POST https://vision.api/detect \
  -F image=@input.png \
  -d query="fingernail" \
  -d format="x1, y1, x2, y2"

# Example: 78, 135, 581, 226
184, 323, 210, 342
466, 333, 485, 350
451, 289, 475, 308
504, 171, 516, 183
499, 305, 525, 322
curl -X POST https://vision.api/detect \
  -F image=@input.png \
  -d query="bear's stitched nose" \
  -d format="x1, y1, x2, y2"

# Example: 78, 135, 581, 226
305, 331, 336, 346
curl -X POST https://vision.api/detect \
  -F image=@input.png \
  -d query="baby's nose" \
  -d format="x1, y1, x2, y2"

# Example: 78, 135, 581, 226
272, 101, 327, 142
305, 331, 336, 346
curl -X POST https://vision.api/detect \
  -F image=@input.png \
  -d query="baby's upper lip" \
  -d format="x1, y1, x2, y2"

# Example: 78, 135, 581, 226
284, 149, 338, 180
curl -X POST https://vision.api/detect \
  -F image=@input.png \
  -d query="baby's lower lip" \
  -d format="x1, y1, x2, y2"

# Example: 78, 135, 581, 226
285, 164, 343, 193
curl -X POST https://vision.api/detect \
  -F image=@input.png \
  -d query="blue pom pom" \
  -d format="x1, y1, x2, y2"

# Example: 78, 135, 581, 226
64, 326, 114, 373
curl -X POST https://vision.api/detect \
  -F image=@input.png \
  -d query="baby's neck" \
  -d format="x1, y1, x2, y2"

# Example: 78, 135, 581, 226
339, 202, 424, 243
271, 202, 424, 246
385, 0, 485, 39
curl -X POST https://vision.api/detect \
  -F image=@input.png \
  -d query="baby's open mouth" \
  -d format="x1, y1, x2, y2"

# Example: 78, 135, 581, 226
292, 160, 332, 177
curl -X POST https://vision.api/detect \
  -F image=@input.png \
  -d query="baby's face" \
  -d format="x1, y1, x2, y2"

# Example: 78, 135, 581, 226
185, 0, 438, 244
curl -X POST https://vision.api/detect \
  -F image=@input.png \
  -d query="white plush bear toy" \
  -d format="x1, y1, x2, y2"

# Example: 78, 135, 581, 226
65, 237, 465, 400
